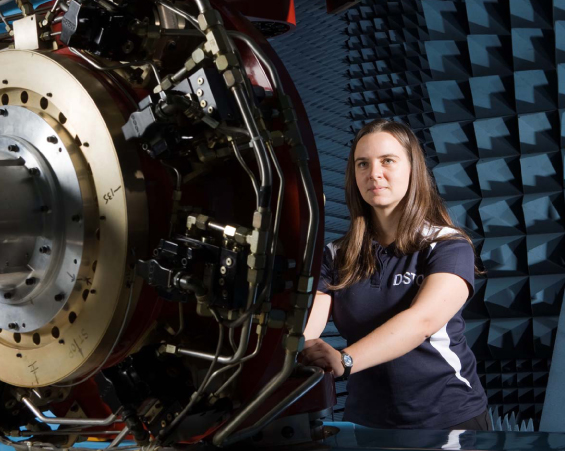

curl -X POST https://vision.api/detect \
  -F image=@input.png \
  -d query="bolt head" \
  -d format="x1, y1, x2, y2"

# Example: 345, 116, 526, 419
196, 89, 203, 96
225, 257, 233, 267
207, 106, 214, 114
200, 100, 207, 108
220, 266, 227, 275
197, 77, 204, 85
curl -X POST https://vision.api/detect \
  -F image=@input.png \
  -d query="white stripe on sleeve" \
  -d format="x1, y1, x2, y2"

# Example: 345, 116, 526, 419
430, 324, 472, 388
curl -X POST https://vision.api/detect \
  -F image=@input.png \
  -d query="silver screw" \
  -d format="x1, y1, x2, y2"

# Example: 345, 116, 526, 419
225, 257, 233, 267
200, 100, 207, 108
207, 106, 214, 114
220, 266, 227, 275
197, 77, 204, 85
196, 88, 203, 97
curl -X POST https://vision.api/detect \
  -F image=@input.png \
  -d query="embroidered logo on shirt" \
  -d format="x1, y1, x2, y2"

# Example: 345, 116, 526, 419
393, 272, 424, 286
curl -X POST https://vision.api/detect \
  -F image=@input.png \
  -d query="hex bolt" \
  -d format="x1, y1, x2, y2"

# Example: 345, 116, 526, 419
197, 77, 204, 85
39, 245, 50, 254
225, 257, 233, 267
25, 277, 36, 285
47, 136, 58, 144
200, 100, 207, 108
28, 168, 40, 176
8, 145, 19, 152
196, 88, 203, 97
220, 266, 227, 275
54, 293, 65, 302
0, 109, 7, 117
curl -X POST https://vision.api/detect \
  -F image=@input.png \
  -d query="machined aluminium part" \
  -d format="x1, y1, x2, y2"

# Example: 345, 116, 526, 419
0, 50, 147, 387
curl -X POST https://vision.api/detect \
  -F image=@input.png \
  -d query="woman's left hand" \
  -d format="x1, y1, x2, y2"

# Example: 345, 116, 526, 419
301, 339, 344, 377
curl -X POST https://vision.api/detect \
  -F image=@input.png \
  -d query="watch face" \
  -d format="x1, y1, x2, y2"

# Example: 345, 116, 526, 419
343, 354, 353, 367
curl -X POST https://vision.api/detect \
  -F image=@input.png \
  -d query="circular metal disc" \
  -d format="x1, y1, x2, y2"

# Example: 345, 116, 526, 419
0, 105, 86, 332
0, 50, 148, 387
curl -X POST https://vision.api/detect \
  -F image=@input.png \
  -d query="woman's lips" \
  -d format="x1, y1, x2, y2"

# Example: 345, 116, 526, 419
369, 187, 387, 193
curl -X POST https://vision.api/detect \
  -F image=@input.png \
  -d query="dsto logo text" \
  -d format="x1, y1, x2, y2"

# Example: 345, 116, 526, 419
393, 272, 424, 286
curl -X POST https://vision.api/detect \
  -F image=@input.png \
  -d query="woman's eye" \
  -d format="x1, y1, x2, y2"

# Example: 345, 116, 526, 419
357, 162, 367, 168
383, 159, 394, 165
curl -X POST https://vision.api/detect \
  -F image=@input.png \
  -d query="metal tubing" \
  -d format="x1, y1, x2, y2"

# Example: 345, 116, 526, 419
174, 315, 252, 364
212, 351, 297, 446
156, 0, 202, 33
107, 425, 130, 448
231, 85, 272, 208
231, 141, 259, 206
50, 0, 61, 13
159, 310, 225, 442
228, 31, 283, 94
218, 365, 324, 447
18, 430, 122, 436
68, 47, 162, 85
0, 10, 11, 32
22, 397, 120, 426
297, 160, 320, 275
194, 0, 211, 14
208, 318, 266, 394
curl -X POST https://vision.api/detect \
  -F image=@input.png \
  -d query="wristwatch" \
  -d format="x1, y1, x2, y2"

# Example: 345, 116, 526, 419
340, 350, 354, 379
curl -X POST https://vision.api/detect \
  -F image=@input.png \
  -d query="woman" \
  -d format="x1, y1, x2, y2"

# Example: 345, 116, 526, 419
301, 119, 490, 430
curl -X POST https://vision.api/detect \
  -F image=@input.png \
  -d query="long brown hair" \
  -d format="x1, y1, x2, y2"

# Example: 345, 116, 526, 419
329, 119, 476, 291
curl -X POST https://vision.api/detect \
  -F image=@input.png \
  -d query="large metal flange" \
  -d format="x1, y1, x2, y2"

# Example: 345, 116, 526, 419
0, 50, 148, 387
0, 105, 93, 333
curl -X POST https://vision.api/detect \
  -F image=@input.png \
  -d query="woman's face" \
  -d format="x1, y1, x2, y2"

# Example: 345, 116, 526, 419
354, 131, 411, 213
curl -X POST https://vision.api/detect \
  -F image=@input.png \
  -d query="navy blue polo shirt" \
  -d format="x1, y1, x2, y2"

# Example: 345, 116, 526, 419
318, 227, 487, 429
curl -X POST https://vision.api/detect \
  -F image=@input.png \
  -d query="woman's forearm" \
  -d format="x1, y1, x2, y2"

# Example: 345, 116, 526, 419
343, 308, 431, 374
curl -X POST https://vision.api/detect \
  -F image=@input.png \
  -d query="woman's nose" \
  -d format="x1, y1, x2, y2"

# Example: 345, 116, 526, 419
369, 163, 383, 180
